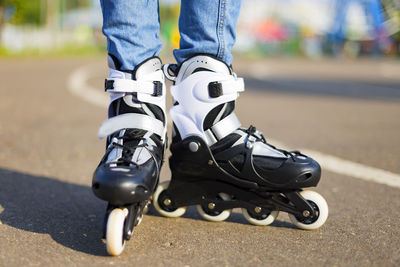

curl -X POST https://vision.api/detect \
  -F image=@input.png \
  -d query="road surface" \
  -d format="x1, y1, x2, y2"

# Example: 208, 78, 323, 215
0, 57, 399, 266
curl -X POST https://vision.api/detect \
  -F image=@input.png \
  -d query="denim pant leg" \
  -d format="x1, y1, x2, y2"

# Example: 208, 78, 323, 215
173, 0, 242, 66
100, 0, 162, 71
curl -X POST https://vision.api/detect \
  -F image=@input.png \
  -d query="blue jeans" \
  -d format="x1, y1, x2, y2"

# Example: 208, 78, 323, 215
100, 0, 242, 71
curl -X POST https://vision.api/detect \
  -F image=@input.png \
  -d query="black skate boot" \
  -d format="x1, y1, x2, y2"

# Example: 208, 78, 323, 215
153, 55, 328, 230
93, 56, 167, 255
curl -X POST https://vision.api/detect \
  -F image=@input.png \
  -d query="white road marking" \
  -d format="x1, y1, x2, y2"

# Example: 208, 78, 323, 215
68, 64, 400, 189
67, 63, 108, 108
270, 139, 400, 188
303, 149, 400, 188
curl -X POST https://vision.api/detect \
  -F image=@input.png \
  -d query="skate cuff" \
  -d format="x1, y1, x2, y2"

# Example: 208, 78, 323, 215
208, 78, 244, 98
205, 113, 241, 145
98, 113, 165, 140
105, 78, 163, 96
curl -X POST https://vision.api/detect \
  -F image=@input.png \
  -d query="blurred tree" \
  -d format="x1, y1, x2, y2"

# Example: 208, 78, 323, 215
0, 0, 91, 26
6, 0, 41, 25
65, 0, 90, 10
0, 0, 11, 45
382, 0, 400, 39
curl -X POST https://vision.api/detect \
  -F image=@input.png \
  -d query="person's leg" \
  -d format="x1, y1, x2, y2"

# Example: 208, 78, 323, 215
100, 0, 162, 70
173, 0, 242, 66
154, 0, 327, 228
93, 1, 167, 255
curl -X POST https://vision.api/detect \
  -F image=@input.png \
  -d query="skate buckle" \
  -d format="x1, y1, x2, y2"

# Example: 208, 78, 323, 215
104, 79, 115, 90
141, 139, 148, 146
246, 140, 254, 149
208, 82, 223, 98
152, 81, 163, 96
246, 135, 256, 149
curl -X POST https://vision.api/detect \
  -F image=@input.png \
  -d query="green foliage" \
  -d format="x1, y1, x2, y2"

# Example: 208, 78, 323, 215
1, 0, 92, 26
65, 0, 91, 11
6, 0, 41, 25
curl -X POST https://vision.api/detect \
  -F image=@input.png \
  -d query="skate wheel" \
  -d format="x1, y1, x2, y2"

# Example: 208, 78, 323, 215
106, 208, 128, 256
288, 190, 328, 230
153, 181, 187, 217
196, 193, 232, 222
242, 208, 279, 226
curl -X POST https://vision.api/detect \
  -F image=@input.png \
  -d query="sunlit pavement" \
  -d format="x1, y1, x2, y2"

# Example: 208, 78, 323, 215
0, 57, 399, 266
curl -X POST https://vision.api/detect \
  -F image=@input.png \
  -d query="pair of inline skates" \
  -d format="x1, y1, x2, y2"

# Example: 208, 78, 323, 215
92, 55, 329, 256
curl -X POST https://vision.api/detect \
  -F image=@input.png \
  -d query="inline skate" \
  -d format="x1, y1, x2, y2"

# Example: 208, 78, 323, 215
153, 55, 328, 229
92, 56, 167, 255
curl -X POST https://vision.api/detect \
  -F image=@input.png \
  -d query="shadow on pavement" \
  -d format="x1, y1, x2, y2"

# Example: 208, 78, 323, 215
0, 168, 297, 256
245, 77, 400, 101
0, 168, 108, 256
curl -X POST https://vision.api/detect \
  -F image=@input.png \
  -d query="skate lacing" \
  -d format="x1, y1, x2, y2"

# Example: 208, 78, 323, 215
106, 130, 160, 168
244, 125, 297, 161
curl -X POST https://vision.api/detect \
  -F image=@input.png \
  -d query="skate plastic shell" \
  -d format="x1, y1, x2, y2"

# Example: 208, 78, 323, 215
174, 55, 233, 83
170, 71, 244, 145
94, 57, 169, 256
104, 67, 167, 140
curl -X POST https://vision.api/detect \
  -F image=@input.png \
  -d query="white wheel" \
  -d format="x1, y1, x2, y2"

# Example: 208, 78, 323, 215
288, 191, 328, 230
106, 208, 128, 256
152, 181, 187, 217
242, 208, 279, 226
196, 193, 232, 222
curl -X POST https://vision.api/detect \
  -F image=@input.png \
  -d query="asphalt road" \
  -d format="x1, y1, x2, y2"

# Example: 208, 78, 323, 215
0, 57, 399, 266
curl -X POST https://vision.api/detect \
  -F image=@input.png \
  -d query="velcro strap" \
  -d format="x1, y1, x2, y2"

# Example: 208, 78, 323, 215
204, 113, 241, 145
98, 113, 165, 139
105, 78, 163, 96
208, 78, 244, 98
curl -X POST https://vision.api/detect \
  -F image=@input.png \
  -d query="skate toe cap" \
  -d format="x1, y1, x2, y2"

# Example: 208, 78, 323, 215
92, 163, 157, 205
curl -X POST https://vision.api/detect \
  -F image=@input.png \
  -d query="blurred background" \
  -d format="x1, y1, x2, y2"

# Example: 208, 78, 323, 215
0, 0, 399, 58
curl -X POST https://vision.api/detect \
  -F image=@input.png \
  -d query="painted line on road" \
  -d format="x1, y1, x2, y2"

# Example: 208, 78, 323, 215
68, 63, 108, 108
269, 139, 400, 188
68, 64, 400, 189
305, 149, 400, 188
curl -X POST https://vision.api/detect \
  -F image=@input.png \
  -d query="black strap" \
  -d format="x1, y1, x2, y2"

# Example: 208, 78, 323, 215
208, 81, 223, 98
104, 79, 114, 91
104, 79, 162, 96
153, 81, 163, 96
